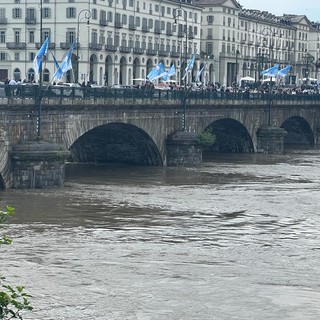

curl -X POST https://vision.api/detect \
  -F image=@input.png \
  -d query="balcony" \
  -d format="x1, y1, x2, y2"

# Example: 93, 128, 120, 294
0, 18, 7, 24
166, 30, 173, 36
248, 40, 254, 45
119, 46, 131, 53
105, 44, 117, 52
99, 19, 108, 26
89, 43, 103, 50
36, 42, 55, 49
158, 50, 168, 57
60, 42, 74, 49
25, 17, 36, 24
6, 42, 26, 49
115, 20, 123, 29
170, 51, 179, 58
178, 31, 185, 38
146, 49, 157, 56
188, 32, 195, 40
207, 35, 213, 40
240, 39, 246, 44
133, 48, 144, 54
154, 27, 161, 35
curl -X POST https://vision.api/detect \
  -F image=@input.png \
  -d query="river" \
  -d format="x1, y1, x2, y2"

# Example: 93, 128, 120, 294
1, 149, 320, 320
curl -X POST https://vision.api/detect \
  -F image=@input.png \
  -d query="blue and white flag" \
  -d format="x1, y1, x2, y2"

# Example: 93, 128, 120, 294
33, 37, 50, 74
53, 41, 75, 80
162, 64, 176, 81
277, 65, 292, 77
182, 51, 197, 80
195, 64, 206, 83
147, 63, 166, 81
261, 65, 279, 77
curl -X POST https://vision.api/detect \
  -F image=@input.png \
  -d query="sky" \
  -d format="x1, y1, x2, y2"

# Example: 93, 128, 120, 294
238, 0, 320, 22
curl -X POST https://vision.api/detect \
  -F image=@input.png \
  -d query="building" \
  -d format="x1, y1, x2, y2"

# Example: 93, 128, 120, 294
0, 0, 319, 86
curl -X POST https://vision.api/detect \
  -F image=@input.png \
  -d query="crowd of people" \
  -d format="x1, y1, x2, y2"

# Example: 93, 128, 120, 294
2, 76, 320, 98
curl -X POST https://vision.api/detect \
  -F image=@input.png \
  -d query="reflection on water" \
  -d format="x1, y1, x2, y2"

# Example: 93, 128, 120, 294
1, 149, 320, 319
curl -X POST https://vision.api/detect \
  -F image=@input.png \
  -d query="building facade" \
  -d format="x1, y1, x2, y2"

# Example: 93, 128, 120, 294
0, 0, 319, 86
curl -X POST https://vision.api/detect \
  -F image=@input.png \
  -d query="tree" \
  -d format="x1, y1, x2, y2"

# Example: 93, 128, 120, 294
0, 207, 33, 320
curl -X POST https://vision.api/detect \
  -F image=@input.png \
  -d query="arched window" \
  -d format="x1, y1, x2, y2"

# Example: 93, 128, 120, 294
27, 68, 35, 82
13, 68, 21, 81
43, 68, 50, 82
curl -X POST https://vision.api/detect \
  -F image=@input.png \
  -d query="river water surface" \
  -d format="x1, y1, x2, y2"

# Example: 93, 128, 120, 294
1, 150, 320, 320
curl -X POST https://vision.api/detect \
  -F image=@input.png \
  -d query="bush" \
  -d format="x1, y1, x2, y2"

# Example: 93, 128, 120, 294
196, 130, 216, 150
0, 207, 33, 320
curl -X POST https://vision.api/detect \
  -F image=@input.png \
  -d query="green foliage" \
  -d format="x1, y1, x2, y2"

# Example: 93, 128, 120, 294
196, 130, 216, 150
0, 207, 33, 320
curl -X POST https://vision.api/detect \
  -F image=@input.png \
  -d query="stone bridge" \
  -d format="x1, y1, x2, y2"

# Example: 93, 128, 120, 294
0, 95, 319, 188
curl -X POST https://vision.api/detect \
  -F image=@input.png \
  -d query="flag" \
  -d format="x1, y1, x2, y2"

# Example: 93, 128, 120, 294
147, 63, 166, 81
53, 41, 75, 80
33, 36, 50, 74
277, 65, 292, 77
162, 64, 176, 81
182, 51, 196, 80
261, 65, 279, 77
195, 64, 206, 83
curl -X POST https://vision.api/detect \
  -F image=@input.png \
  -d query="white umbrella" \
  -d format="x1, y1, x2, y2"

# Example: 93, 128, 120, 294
240, 76, 255, 82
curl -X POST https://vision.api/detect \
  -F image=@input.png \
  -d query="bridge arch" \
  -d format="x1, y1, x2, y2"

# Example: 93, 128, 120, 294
206, 118, 254, 153
281, 116, 314, 147
68, 123, 163, 166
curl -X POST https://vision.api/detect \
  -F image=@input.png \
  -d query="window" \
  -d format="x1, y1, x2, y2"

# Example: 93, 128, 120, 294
135, 16, 140, 27
0, 8, 6, 22
12, 8, 22, 19
43, 8, 51, 18
14, 53, 20, 61
107, 11, 113, 22
29, 30, 35, 43
26, 8, 36, 20
0, 31, 5, 43
122, 14, 127, 25
91, 30, 98, 44
155, 5, 159, 12
66, 31, 76, 44
0, 52, 6, 61
42, 30, 50, 41
92, 8, 97, 20
66, 7, 76, 18
14, 30, 20, 43
207, 15, 213, 25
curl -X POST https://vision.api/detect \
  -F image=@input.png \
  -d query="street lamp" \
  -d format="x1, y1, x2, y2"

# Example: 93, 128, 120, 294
173, 6, 188, 131
76, 9, 91, 84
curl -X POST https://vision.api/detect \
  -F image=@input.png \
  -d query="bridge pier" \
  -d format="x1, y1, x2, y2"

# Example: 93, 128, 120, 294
166, 131, 202, 166
10, 141, 69, 188
256, 127, 287, 154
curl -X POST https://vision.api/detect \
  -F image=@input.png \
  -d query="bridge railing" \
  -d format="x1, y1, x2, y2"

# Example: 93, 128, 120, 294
1, 84, 320, 102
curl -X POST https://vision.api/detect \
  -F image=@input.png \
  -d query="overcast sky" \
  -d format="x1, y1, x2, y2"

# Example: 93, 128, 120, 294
238, 0, 320, 22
